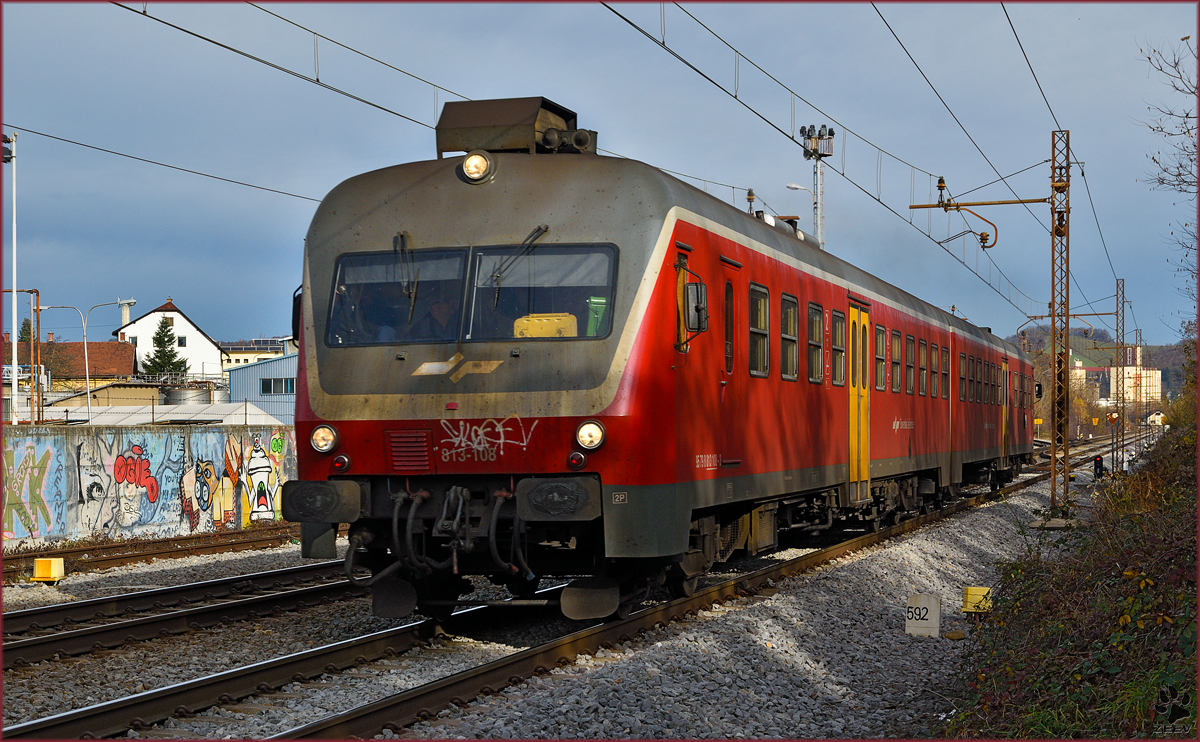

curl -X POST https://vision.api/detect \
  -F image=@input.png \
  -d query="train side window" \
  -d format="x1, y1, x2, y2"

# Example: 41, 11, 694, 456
905, 335, 915, 394
874, 325, 886, 390
850, 319, 858, 388
807, 303, 823, 383
861, 323, 869, 393
891, 330, 902, 392
918, 340, 928, 396
983, 361, 989, 403
941, 347, 950, 399
724, 282, 734, 374
831, 311, 846, 386
781, 295, 799, 381
988, 363, 994, 404
749, 284, 769, 377
931, 343, 940, 398
967, 355, 975, 401
959, 352, 967, 401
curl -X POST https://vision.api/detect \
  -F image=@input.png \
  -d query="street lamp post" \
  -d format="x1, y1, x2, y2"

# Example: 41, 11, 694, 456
4, 132, 17, 422
785, 182, 816, 245
42, 300, 125, 421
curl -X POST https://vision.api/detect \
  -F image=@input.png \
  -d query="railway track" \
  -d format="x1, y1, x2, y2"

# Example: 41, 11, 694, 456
4, 436, 1135, 739
274, 438, 1131, 740
2, 562, 352, 670
2, 526, 305, 583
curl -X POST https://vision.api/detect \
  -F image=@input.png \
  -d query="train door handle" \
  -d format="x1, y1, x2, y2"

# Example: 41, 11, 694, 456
720, 380, 728, 386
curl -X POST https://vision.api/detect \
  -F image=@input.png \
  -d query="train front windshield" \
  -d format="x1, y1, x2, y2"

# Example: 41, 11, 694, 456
326, 244, 616, 346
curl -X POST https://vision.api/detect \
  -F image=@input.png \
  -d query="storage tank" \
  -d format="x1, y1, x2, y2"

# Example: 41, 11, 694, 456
166, 386, 230, 405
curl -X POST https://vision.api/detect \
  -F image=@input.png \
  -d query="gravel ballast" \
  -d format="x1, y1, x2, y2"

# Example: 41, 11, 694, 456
399, 476, 1082, 739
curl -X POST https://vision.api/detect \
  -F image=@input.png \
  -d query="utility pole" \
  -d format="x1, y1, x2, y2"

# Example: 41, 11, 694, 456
1048, 131, 1071, 515
801, 124, 835, 249
4, 132, 16, 423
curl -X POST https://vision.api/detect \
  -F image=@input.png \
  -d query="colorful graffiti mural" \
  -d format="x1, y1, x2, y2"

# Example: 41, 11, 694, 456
2, 425, 297, 551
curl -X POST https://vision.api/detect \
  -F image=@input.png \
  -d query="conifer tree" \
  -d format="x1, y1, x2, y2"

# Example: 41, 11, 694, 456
142, 316, 189, 374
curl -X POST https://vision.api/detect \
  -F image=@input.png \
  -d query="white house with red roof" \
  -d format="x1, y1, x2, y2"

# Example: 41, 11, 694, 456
111, 297, 227, 376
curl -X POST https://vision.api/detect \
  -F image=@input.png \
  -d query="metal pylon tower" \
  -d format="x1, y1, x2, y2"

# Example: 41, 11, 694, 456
1115, 278, 1125, 473
1049, 131, 1071, 512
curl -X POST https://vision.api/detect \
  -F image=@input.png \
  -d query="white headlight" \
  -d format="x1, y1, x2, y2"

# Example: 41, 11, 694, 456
462, 151, 494, 182
576, 421, 605, 450
311, 425, 338, 453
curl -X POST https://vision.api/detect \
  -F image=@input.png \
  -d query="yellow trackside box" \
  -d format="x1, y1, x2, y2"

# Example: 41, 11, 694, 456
514, 313, 578, 338
32, 557, 65, 583
962, 586, 993, 613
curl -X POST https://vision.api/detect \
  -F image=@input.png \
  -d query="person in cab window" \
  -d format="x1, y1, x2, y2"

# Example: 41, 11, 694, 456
361, 282, 407, 342
404, 284, 459, 342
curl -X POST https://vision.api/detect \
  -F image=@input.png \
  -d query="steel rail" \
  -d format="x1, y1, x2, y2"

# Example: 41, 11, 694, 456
3, 526, 303, 581
1, 622, 429, 739
2, 561, 342, 634
1, 591, 565, 739
274, 440, 1128, 739
3, 579, 364, 669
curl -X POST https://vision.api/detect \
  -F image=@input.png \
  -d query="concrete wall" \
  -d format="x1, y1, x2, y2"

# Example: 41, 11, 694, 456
2, 424, 296, 551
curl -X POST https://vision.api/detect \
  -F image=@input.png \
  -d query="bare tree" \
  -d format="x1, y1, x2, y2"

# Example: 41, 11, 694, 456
1141, 37, 1197, 300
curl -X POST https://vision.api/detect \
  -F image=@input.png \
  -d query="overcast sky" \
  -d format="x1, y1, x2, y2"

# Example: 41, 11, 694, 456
3, 2, 1195, 347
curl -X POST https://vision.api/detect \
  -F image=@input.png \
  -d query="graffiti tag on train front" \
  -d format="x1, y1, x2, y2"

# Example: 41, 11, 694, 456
439, 415, 538, 462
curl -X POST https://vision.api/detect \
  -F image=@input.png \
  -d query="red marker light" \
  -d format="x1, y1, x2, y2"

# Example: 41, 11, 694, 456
567, 451, 586, 470
332, 454, 351, 472
446, 402, 459, 410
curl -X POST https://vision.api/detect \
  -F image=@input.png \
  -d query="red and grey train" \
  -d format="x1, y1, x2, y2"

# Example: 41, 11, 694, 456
282, 97, 1036, 620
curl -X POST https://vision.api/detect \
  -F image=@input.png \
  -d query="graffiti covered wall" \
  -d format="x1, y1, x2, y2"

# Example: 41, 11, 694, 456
2, 425, 297, 551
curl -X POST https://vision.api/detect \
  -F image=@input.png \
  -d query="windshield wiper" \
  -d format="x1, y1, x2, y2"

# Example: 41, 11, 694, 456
491, 224, 549, 309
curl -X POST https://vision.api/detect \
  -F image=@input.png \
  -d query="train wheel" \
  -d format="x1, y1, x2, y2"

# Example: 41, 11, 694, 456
668, 575, 699, 599
869, 517, 882, 533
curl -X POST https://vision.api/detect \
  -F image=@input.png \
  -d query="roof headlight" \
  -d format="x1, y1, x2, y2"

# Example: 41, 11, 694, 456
311, 425, 338, 453
575, 421, 605, 450
461, 151, 495, 183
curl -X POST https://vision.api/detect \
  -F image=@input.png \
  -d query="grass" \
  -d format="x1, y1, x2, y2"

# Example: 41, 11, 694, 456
944, 423, 1197, 738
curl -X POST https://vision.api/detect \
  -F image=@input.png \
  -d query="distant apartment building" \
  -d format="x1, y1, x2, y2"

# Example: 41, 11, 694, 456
111, 298, 226, 377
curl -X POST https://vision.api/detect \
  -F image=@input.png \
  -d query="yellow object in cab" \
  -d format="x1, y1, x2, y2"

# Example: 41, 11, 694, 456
514, 313, 578, 338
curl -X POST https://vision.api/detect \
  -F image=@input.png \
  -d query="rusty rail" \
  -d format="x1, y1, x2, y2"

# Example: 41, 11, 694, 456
2, 526, 304, 582
3, 578, 364, 670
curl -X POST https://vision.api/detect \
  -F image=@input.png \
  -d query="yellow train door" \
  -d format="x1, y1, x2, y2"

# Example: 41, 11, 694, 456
1001, 358, 1010, 462
849, 304, 871, 503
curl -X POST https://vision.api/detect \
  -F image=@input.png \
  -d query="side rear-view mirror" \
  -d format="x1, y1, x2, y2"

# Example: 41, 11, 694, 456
684, 282, 709, 333
291, 285, 302, 342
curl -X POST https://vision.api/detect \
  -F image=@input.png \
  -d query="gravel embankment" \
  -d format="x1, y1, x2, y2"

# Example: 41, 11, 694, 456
395, 476, 1081, 739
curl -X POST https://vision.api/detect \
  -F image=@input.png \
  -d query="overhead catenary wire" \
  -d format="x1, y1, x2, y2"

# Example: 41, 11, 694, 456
1, 124, 321, 202
872, 3, 1048, 236
1000, 3, 1123, 331
873, 3, 1115, 332
111, 2, 435, 130
125, 2, 761, 206
605, 2, 1037, 316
